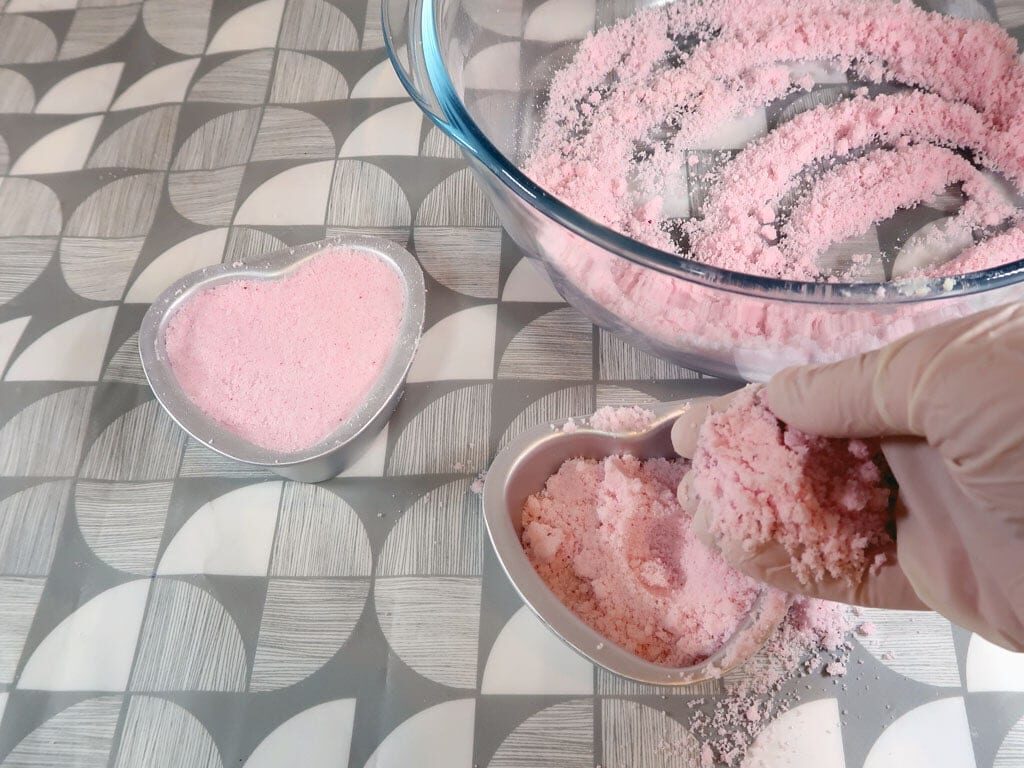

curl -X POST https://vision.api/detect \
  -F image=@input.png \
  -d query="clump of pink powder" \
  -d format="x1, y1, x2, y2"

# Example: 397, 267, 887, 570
164, 248, 405, 453
690, 386, 894, 585
522, 451, 763, 666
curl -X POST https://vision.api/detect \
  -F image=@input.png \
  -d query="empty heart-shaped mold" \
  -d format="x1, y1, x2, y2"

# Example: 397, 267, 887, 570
139, 235, 425, 482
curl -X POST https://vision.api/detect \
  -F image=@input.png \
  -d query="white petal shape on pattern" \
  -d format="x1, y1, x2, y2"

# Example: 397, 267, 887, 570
743, 699, 845, 768
351, 56, 407, 98
463, 42, 520, 91
0, 16, 57, 64
0, 578, 46, 682
0, 68, 35, 112
114, 696, 223, 768
0, 316, 30, 375
35, 62, 124, 114
491, 700, 592, 767
863, 698, 976, 768
2, 697, 121, 767
5, 306, 116, 382
169, 167, 245, 226
965, 633, 1024, 692
235, 160, 334, 225
11, 115, 101, 175
66, 172, 164, 237
338, 424, 388, 477
407, 305, 496, 383
125, 229, 229, 303
502, 257, 564, 302
158, 482, 282, 576
463, 0, 522, 35
340, 102, 422, 157
376, 576, 481, 688
245, 700, 356, 768
207, 0, 286, 54
363, 699, 475, 768
524, 0, 595, 41
112, 59, 201, 111
416, 168, 499, 227
0, 693, 6, 728
102, 333, 148, 386
18, 579, 150, 691
482, 607, 593, 694
855, 608, 960, 687
143, 0, 212, 55
688, 110, 768, 150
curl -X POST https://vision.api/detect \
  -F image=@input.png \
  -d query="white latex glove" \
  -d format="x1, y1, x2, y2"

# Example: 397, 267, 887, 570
673, 303, 1024, 651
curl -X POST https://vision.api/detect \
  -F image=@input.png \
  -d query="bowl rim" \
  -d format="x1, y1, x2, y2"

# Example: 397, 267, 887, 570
386, 0, 1024, 306
138, 234, 426, 470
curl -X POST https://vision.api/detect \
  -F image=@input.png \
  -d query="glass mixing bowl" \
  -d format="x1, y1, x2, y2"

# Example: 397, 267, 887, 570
384, 0, 1024, 380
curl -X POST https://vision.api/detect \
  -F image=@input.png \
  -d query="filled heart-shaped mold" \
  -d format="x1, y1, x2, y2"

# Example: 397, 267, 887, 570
140, 235, 425, 482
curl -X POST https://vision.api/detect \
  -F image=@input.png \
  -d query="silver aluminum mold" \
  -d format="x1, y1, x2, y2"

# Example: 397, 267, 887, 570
139, 234, 425, 483
483, 400, 790, 686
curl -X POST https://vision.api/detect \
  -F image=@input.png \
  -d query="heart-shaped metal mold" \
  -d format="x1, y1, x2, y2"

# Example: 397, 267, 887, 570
139, 234, 425, 483
483, 400, 790, 685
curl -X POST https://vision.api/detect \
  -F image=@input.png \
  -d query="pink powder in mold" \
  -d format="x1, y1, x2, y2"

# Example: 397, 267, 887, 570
521, 451, 763, 667
690, 386, 894, 586
164, 247, 405, 453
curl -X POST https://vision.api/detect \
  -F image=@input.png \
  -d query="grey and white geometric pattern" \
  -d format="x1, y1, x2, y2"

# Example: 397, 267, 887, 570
0, 0, 1020, 765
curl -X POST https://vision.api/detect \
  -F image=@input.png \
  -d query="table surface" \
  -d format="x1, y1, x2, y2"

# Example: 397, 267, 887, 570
0, 0, 1022, 766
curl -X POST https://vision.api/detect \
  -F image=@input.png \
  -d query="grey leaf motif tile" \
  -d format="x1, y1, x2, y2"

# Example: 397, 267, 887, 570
0, 387, 94, 477
188, 51, 274, 105
0, 238, 56, 304
497, 307, 593, 380
420, 124, 462, 159
994, 713, 1024, 768
497, 384, 593, 449
0, 180, 62, 237
114, 696, 222, 768
0, 15, 57, 65
375, 576, 480, 688
378, 478, 483, 577
416, 168, 501, 227
172, 108, 262, 171
102, 333, 148, 385
0, 68, 35, 112
59, 5, 139, 60
387, 384, 492, 475
79, 400, 186, 482
327, 160, 412, 227
60, 237, 145, 301
269, 483, 372, 577
88, 105, 180, 170
855, 609, 961, 687
251, 106, 336, 162
0, 577, 46, 682
269, 50, 349, 103
0, 696, 122, 768
250, 578, 370, 691
223, 226, 287, 264
490, 700, 592, 768
601, 699, 698, 768
142, 0, 213, 55
279, 0, 359, 51
65, 173, 163, 239
0, 481, 70, 577
75, 481, 173, 574
598, 329, 700, 381
414, 227, 502, 299
169, 168, 245, 226
130, 579, 248, 692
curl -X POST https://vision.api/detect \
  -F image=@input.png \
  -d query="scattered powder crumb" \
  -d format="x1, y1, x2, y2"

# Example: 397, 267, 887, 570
470, 472, 487, 495
588, 405, 656, 432
691, 386, 895, 586
452, 461, 466, 472
857, 621, 877, 636
882, 651, 897, 661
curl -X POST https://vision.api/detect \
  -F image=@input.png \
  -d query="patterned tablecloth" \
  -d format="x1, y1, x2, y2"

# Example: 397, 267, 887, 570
0, 0, 1022, 765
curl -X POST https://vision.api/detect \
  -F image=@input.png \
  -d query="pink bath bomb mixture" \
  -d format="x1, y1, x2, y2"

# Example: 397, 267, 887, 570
522, 452, 764, 666
691, 387, 894, 586
523, 0, 1024, 369
164, 248, 405, 453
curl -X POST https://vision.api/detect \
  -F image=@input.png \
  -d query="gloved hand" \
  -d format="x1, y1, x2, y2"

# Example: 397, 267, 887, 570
672, 302, 1024, 652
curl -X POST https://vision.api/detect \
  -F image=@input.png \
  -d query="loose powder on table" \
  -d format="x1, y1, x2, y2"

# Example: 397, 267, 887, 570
164, 248, 405, 453
523, 0, 1024, 369
690, 386, 894, 586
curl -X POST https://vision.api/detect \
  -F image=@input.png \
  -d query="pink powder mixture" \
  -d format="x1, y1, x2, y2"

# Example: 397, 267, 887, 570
524, 0, 1024, 371
690, 387, 894, 586
522, 452, 764, 666
164, 248, 405, 453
